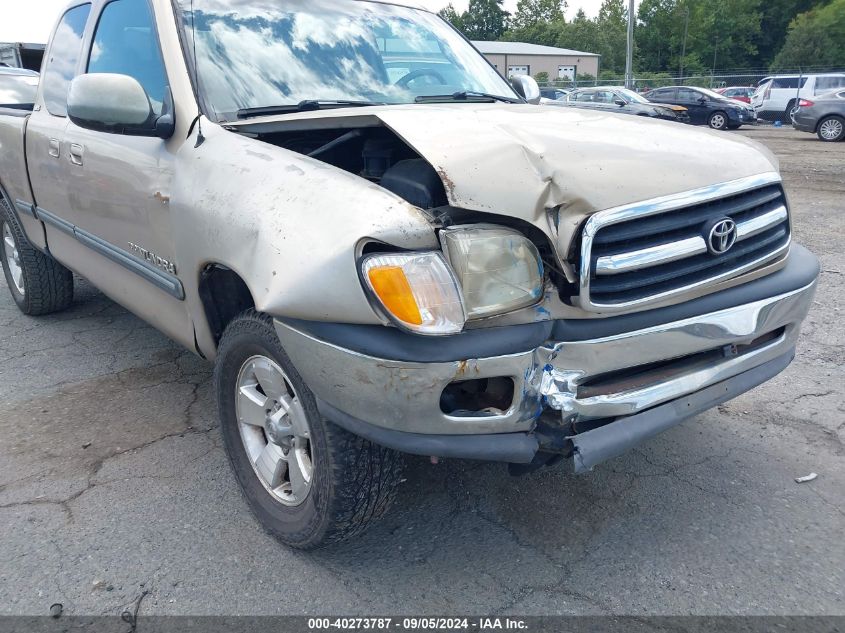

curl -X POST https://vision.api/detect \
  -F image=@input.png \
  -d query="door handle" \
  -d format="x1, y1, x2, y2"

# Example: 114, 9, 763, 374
69, 143, 84, 166
48, 138, 60, 158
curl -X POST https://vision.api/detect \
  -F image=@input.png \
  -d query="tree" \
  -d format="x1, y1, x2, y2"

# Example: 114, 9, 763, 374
438, 3, 465, 32
510, 0, 566, 30
755, 0, 820, 65
773, 0, 845, 69
461, 0, 509, 40
594, 0, 629, 74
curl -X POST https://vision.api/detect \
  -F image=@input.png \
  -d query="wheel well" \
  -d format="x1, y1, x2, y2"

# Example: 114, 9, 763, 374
198, 264, 255, 343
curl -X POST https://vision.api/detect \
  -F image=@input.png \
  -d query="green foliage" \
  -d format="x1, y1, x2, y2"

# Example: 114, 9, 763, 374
511, 0, 566, 30
772, 0, 845, 69
461, 0, 510, 40
438, 0, 836, 72
534, 71, 550, 82
438, 3, 465, 31
636, 0, 762, 74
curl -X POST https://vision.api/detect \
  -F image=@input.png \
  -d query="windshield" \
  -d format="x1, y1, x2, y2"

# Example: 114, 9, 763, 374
178, 0, 519, 121
616, 88, 648, 104
0, 72, 39, 108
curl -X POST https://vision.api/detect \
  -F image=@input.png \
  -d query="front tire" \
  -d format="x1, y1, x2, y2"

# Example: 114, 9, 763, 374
214, 310, 404, 549
817, 116, 845, 142
708, 111, 729, 130
0, 198, 73, 315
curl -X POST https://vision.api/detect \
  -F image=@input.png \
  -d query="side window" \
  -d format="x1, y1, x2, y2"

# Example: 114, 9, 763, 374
42, 4, 91, 117
677, 88, 699, 102
87, 0, 168, 116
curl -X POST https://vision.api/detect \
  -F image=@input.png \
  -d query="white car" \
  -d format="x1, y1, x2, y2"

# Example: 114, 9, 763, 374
752, 74, 845, 121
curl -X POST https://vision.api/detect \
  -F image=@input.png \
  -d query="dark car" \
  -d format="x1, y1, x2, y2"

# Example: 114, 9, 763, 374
0, 67, 39, 111
645, 86, 756, 130
792, 90, 845, 142
540, 87, 570, 101
554, 86, 690, 123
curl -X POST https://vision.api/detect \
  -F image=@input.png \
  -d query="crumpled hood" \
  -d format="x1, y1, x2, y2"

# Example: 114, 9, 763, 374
374, 103, 776, 218
232, 103, 779, 268
373, 104, 778, 263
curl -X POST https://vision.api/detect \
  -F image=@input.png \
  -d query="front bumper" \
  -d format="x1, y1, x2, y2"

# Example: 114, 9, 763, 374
275, 245, 818, 470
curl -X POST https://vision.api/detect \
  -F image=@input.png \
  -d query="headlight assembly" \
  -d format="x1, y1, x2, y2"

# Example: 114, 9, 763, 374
439, 225, 544, 319
361, 252, 466, 335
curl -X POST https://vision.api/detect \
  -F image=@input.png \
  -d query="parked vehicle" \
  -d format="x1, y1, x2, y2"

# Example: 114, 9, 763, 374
715, 86, 754, 104
0, 0, 818, 549
554, 86, 690, 123
751, 74, 845, 122
540, 87, 570, 101
645, 86, 757, 130
0, 67, 38, 110
792, 90, 845, 142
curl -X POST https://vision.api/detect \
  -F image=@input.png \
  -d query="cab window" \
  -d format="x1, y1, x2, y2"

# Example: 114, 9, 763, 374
87, 0, 169, 115
42, 3, 91, 116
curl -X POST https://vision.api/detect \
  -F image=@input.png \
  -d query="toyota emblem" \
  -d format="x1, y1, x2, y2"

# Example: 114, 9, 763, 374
707, 218, 738, 255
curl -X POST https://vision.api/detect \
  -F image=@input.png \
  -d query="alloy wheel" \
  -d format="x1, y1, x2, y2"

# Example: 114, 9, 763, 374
2, 222, 25, 296
710, 113, 727, 130
235, 355, 313, 506
819, 118, 843, 141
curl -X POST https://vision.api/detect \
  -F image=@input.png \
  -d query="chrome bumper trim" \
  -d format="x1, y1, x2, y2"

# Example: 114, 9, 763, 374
275, 277, 816, 437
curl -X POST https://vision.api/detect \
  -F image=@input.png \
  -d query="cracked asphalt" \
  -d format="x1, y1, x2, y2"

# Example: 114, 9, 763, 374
1, 127, 843, 617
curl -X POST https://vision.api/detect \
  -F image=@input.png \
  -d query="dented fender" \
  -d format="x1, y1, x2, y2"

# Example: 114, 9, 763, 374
169, 121, 439, 359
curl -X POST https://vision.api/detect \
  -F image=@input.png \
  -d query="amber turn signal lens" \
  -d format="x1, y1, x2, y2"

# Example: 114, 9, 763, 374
367, 266, 423, 326
360, 252, 465, 335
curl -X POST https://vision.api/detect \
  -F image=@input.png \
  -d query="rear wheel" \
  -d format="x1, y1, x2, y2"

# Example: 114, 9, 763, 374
0, 198, 73, 315
817, 116, 845, 142
214, 310, 404, 549
708, 111, 729, 130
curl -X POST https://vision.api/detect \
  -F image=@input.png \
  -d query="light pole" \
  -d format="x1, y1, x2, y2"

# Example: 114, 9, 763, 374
679, 6, 690, 82
625, 0, 635, 88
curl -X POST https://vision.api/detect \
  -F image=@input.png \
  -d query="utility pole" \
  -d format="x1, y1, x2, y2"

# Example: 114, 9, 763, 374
679, 6, 690, 82
625, 0, 635, 88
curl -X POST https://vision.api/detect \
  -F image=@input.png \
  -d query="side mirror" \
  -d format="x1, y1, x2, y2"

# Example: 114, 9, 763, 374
510, 75, 541, 105
67, 73, 174, 139
698, 97, 708, 104
614, 98, 627, 107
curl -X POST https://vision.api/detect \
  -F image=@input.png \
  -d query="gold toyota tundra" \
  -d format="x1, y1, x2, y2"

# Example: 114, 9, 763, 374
0, 0, 819, 548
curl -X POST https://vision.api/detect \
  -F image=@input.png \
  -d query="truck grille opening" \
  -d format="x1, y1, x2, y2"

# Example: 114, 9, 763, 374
585, 183, 791, 307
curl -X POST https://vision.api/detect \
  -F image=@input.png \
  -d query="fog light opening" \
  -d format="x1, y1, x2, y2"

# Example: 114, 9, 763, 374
440, 377, 515, 417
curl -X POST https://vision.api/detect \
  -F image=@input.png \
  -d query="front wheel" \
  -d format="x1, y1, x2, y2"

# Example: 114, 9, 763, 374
214, 310, 404, 549
817, 116, 845, 142
708, 111, 729, 130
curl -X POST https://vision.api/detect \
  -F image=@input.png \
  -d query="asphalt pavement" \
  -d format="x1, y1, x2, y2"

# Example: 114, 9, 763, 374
0, 126, 842, 616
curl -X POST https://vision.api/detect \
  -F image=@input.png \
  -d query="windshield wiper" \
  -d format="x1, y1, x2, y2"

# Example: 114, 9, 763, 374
414, 91, 520, 104
236, 100, 387, 119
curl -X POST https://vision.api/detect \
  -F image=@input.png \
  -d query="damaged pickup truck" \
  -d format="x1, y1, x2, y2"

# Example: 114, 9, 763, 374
0, 0, 819, 548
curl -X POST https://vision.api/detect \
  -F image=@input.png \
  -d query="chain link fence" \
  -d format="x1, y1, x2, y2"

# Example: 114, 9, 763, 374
540, 66, 845, 91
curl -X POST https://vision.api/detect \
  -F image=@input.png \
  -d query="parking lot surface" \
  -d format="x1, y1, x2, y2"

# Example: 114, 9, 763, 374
1, 127, 843, 616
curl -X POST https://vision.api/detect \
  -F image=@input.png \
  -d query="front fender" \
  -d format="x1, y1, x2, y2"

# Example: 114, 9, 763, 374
170, 121, 439, 358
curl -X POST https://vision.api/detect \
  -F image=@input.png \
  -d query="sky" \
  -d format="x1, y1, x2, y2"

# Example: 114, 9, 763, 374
0, 0, 611, 44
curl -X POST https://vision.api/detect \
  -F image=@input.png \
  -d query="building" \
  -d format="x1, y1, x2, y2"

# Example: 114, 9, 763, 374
0, 43, 45, 72
471, 41, 600, 82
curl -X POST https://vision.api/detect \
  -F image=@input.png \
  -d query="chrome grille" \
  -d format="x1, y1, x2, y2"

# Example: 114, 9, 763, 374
578, 174, 791, 312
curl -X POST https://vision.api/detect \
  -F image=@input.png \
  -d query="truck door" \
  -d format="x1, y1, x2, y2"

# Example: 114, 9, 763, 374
24, 3, 91, 237
58, 0, 194, 349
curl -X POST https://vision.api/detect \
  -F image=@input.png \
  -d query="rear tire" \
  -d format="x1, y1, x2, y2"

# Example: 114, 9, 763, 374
0, 198, 73, 315
214, 310, 404, 549
817, 116, 845, 142
708, 111, 729, 130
